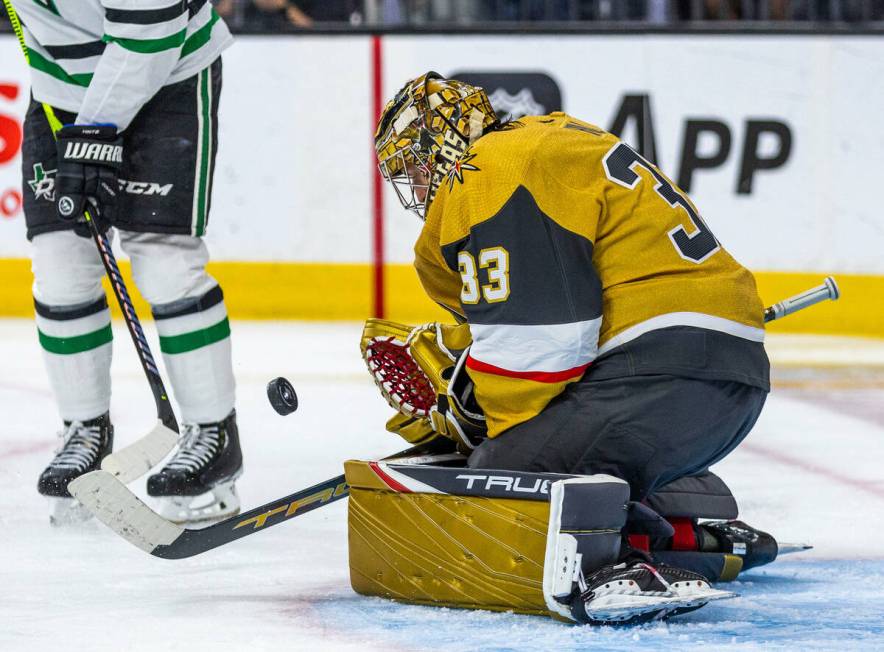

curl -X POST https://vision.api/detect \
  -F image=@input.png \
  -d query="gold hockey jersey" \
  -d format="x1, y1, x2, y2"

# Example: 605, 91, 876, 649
414, 114, 768, 438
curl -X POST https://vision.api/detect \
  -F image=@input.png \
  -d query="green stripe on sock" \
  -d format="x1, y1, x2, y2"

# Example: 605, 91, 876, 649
159, 317, 230, 355
28, 50, 93, 87
181, 10, 220, 59
38, 324, 112, 354
103, 28, 186, 54
194, 67, 211, 237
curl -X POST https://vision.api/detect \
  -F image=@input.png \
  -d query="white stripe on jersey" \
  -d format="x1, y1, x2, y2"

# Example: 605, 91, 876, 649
597, 312, 766, 356
469, 318, 602, 374
11, 0, 232, 129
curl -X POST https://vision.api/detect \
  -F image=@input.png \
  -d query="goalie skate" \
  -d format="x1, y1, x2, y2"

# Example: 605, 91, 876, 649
573, 562, 735, 625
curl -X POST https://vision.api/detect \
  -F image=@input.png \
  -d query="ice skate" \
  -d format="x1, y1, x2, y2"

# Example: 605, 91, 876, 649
568, 561, 735, 625
697, 519, 808, 570
147, 410, 243, 526
37, 413, 114, 526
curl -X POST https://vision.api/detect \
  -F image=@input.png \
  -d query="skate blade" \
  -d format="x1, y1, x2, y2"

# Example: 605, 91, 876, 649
48, 497, 93, 527
670, 582, 737, 603
586, 586, 736, 624
585, 593, 688, 624
779, 542, 813, 555
154, 481, 240, 528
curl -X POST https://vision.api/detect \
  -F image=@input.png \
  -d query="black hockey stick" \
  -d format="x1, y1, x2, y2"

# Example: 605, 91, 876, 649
69, 441, 458, 559
3, 1, 179, 483
68, 278, 840, 558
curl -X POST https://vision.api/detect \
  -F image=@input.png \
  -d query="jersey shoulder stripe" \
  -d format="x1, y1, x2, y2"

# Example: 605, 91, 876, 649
104, 2, 189, 26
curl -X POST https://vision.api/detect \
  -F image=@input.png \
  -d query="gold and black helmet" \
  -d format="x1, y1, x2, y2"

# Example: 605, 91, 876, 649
375, 72, 498, 220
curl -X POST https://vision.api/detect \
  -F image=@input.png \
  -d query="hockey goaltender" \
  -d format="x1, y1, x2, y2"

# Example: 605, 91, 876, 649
354, 72, 786, 625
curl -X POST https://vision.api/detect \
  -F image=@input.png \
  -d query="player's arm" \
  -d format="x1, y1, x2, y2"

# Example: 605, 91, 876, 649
77, 0, 191, 129
54, 1, 191, 229
441, 173, 604, 438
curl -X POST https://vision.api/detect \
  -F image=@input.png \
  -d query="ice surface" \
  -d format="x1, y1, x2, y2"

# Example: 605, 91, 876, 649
2, 319, 883, 651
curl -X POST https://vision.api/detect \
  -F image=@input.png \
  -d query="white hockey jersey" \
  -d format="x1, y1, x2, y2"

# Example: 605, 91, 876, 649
11, 0, 232, 130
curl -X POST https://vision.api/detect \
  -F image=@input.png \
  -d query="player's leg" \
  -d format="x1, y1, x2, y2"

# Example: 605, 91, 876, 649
644, 472, 779, 581
113, 56, 236, 524
22, 96, 115, 522
468, 374, 766, 499
468, 374, 770, 582
31, 230, 114, 522
573, 375, 767, 499
120, 230, 240, 524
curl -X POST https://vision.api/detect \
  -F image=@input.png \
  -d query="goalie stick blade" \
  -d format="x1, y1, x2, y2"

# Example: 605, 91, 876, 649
68, 470, 183, 553
100, 420, 179, 484
779, 542, 813, 555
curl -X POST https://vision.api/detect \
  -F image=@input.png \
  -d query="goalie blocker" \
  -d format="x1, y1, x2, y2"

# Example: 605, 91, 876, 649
345, 453, 736, 625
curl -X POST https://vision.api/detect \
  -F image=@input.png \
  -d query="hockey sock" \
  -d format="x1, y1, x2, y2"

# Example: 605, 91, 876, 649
152, 284, 235, 423
35, 296, 113, 421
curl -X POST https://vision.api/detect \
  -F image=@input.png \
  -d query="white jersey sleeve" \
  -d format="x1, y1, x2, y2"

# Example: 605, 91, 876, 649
76, 0, 190, 129
11, 0, 232, 131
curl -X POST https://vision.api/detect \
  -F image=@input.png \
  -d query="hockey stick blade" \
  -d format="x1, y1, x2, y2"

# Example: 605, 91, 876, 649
68, 470, 183, 552
100, 420, 179, 485
778, 542, 813, 555
69, 469, 349, 559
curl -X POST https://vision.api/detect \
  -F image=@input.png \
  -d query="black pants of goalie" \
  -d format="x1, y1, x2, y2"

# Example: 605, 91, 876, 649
468, 372, 767, 501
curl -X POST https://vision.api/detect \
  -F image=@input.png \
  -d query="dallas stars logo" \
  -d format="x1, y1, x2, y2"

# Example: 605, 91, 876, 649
446, 152, 480, 190
28, 163, 57, 202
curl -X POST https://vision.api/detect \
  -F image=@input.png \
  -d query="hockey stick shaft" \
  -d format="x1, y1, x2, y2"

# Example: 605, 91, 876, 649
68, 442, 455, 559
3, 0, 178, 478
155, 474, 350, 559
87, 212, 176, 432
763, 276, 839, 323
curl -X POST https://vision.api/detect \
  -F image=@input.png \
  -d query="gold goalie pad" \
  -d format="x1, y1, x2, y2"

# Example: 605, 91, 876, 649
344, 455, 630, 619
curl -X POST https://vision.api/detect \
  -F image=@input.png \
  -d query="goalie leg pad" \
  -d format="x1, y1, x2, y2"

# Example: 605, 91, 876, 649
345, 457, 630, 619
543, 477, 631, 620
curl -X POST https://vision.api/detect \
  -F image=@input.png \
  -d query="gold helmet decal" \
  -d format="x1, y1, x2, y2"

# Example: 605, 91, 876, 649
375, 72, 498, 220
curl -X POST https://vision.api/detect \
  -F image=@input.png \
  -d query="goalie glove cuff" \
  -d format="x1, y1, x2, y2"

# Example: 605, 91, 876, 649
428, 350, 487, 451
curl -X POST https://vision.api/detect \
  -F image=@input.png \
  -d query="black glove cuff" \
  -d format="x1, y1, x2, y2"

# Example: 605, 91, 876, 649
57, 125, 123, 169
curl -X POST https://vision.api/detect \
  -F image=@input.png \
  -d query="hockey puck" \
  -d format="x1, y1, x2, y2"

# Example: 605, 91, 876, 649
267, 377, 298, 415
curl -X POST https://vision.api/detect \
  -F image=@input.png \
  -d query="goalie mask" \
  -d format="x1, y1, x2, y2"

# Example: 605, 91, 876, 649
375, 72, 499, 220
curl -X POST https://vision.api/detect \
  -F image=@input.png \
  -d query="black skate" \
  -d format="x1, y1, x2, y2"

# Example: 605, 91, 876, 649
37, 413, 114, 525
567, 561, 735, 625
146, 410, 242, 525
697, 520, 781, 571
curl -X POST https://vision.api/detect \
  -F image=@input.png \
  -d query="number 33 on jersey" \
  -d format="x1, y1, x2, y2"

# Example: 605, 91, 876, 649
413, 113, 767, 437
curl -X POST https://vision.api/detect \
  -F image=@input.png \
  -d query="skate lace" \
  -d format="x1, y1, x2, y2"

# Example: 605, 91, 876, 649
166, 423, 221, 473
51, 421, 102, 472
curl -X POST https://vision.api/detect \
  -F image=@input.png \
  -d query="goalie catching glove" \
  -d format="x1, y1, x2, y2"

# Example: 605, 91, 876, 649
360, 319, 486, 450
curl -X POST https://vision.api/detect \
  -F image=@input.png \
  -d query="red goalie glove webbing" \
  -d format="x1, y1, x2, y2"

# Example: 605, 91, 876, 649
364, 337, 437, 417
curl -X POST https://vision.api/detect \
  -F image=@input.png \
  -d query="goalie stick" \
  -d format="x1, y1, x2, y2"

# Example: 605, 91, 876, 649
3, 1, 179, 483
68, 278, 839, 558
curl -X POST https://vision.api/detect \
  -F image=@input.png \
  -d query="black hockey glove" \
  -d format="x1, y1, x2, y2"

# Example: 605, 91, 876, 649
55, 124, 122, 237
